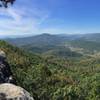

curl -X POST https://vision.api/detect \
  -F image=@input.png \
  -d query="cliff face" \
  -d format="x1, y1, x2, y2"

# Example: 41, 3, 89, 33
0, 50, 34, 100
0, 50, 14, 84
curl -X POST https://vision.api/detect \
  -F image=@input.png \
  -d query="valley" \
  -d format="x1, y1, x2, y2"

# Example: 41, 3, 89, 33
1, 33, 100, 100
0, 0, 100, 99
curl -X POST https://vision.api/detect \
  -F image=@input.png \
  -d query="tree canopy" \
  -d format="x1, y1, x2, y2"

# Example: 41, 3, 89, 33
0, 0, 15, 8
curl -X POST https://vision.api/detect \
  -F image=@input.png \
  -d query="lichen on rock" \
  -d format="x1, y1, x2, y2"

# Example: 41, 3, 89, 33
0, 83, 34, 100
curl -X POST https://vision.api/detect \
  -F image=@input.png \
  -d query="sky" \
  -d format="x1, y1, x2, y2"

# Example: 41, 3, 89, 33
0, 0, 100, 37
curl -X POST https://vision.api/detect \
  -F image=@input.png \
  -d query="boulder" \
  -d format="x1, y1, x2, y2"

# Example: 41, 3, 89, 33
0, 50, 6, 59
0, 83, 34, 100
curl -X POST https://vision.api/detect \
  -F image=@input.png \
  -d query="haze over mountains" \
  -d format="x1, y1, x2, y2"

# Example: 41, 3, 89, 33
5, 33, 100, 57
1, 0, 100, 99
1, 33, 100, 99
6, 33, 100, 45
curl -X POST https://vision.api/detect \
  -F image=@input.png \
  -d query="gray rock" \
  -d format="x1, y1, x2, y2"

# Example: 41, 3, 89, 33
0, 50, 34, 100
0, 83, 34, 100
0, 50, 6, 59
0, 50, 15, 84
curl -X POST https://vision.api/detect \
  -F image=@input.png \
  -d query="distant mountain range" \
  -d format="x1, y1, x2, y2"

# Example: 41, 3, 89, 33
5, 33, 100, 58
5, 33, 77, 46
6, 33, 100, 45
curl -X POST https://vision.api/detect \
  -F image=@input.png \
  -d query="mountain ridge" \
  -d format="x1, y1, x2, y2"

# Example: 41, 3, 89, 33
6, 33, 100, 45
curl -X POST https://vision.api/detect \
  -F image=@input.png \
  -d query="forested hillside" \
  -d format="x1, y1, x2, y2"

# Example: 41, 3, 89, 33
0, 40, 100, 100
1, 0, 100, 99
6, 33, 100, 56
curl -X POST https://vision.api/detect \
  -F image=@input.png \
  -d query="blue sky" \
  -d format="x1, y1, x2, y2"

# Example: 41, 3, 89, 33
0, 0, 100, 37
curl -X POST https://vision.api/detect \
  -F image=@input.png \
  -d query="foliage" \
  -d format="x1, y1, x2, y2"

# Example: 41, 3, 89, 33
0, 40, 100, 100
0, 0, 15, 8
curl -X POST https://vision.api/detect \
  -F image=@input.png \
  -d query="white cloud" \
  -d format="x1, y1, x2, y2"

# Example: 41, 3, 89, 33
7, 8, 22, 23
0, 4, 50, 37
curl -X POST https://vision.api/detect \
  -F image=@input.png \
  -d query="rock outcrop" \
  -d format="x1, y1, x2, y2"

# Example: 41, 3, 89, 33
0, 50, 14, 83
0, 50, 34, 100
0, 83, 34, 100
